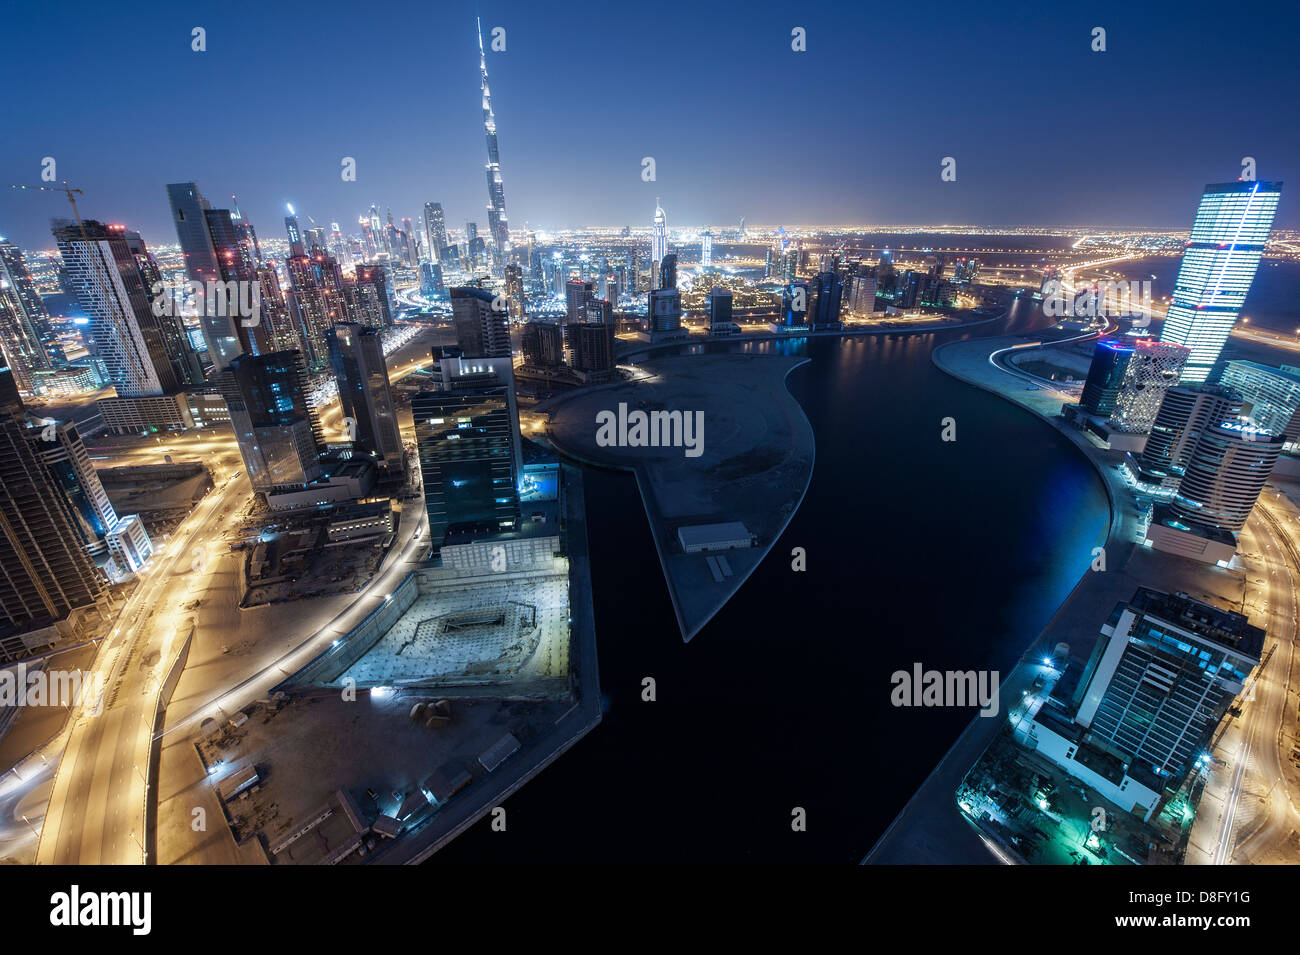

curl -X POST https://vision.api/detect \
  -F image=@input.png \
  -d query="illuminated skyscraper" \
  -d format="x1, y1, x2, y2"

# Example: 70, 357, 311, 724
1079, 339, 1135, 417
1108, 340, 1190, 434
0, 239, 65, 390
52, 220, 181, 397
1159, 180, 1283, 383
0, 370, 106, 647
1172, 421, 1283, 531
477, 18, 510, 254
424, 202, 448, 263
1137, 384, 1243, 486
167, 181, 251, 371
701, 230, 713, 267
651, 199, 667, 288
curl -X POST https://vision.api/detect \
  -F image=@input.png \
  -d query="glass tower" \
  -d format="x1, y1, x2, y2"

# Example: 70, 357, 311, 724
1159, 180, 1283, 384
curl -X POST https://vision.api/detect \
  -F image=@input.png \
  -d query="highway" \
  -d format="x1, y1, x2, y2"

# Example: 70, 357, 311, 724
1187, 489, 1300, 865
19, 325, 437, 864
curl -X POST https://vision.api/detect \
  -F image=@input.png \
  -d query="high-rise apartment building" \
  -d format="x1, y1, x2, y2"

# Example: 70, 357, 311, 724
1216, 360, 1300, 442
451, 286, 511, 359
0, 370, 107, 645
1137, 384, 1243, 486
52, 220, 181, 397
1171, 421, 1283, 531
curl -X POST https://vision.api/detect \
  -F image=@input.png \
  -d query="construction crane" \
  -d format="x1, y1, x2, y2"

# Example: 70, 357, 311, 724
9, 181, 89, 236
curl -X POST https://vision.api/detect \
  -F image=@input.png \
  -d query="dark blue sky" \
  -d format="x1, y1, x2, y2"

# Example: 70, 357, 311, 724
2, 0, 1298, 250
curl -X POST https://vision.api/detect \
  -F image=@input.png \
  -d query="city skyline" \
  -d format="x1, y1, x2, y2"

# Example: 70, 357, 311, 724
3, 1, 1300, 251
6, 0, 1300, 898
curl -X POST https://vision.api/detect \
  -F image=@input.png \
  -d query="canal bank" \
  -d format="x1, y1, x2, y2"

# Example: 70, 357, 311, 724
866, 331, 1249, 864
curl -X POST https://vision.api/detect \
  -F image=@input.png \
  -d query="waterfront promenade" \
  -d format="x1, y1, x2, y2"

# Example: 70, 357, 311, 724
866, 330, 1250, 863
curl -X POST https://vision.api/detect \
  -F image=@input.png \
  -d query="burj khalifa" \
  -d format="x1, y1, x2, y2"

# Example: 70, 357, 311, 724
478, 18, 510, 258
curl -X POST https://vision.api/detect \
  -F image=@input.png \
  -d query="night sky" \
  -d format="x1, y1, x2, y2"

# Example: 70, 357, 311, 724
2, 0, 1298, 250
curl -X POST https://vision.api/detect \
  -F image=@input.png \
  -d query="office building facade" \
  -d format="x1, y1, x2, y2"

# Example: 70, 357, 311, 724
1158, 180, 1283, 383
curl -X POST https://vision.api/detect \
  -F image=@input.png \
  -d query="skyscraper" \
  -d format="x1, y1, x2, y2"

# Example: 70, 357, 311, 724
521, 321, 565, 369
0, 238, 66, 393
1137, 384, 1243, 486
707, 287, 733, 328
329, 323, 403, 474
424, 201, 449, 264
1079, 339, 1135, 417
807, 271, 844, 329
52, 220, 181, 397
451, 286, 511, 359
353, 264, 394, 327
1159, 180, 1283, 384
1216, 360, 1300, 442
413, 349, 522, 556
651, 199, 667, 288
648, 286, 682, 334
166, 181, 255, 371
1171, 421, 1283, 531
701, 230, 713, 267
569, 321, 616, 380
221, 350, 324, 492
285, 248, 349, 370
0, 370, 107, 643
505, 263, 524, 320
566, 279, 594, 325
477, 18, 510, 255
1108, 340, 1190, 434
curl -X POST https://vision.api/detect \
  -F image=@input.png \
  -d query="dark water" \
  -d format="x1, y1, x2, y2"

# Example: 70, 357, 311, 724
434, 301, 1110, 863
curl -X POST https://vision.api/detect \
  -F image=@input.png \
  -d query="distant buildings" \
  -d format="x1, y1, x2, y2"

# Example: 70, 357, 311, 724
1158, 180, 1283, 384
651, 200, 667, 289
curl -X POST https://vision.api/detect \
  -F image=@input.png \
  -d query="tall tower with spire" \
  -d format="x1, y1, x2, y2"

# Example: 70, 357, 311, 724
478, 18, 510, 257
651, 199, 668, 288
